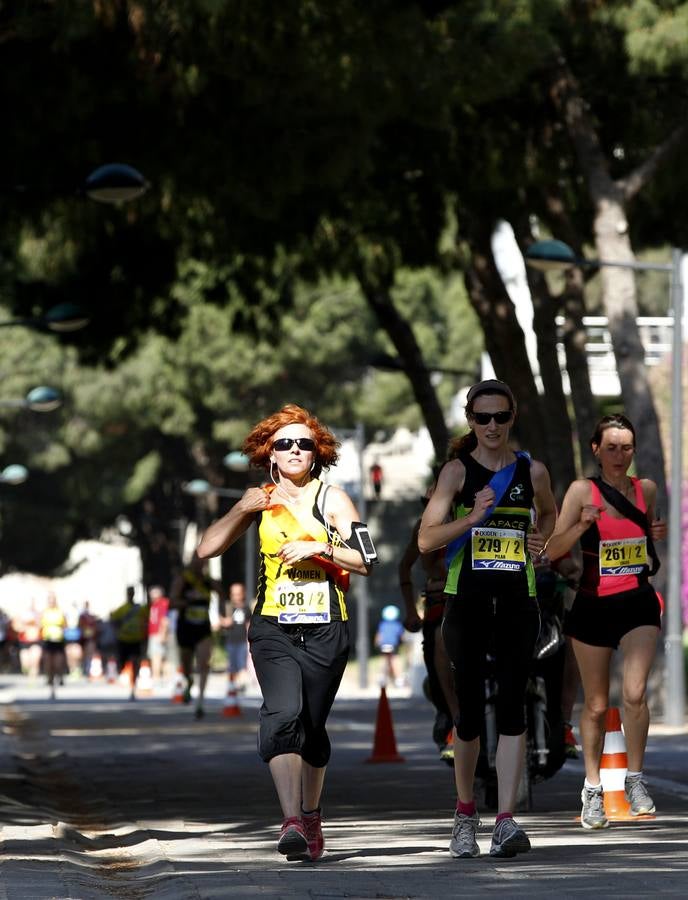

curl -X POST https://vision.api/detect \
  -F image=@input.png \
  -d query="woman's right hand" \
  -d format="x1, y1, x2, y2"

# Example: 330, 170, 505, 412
580, 504, 602, 528
469, 486, 495, 525
236, 487, 271, 515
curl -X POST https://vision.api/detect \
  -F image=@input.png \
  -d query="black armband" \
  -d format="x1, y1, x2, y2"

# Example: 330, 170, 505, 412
348, 522, 378, 564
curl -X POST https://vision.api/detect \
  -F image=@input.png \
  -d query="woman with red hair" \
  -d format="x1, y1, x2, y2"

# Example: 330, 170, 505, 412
198, 404, 372, 861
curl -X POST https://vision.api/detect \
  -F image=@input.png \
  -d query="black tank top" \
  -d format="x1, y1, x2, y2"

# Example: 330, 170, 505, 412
446, 451, 536, 597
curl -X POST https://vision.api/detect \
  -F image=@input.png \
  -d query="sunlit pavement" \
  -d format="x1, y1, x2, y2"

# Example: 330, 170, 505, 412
1, 672, 687, 899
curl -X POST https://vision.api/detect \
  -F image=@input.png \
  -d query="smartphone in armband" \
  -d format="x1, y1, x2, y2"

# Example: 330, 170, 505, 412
350, 522, 378, 564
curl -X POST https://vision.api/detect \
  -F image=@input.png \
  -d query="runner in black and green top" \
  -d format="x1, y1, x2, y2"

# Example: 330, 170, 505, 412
419, 380, 556, 860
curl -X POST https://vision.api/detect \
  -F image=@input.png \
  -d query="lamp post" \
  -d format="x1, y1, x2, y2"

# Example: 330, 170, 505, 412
183, 477, 256, 603
83, 163, 149, 205
0, 303, 90, 333
0, 386, 62, 412
0, 464, 28, 486
2, 163, 149, 332
526, 239, 685, 725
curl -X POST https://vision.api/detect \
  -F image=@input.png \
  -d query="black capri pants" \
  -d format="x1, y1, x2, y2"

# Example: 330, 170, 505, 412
442, 591, 540, 741
248, 614, 350, 767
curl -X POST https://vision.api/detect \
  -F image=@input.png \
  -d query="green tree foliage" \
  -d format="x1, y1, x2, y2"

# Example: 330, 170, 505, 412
0, 264, 478, 575
2, 1, 687, 572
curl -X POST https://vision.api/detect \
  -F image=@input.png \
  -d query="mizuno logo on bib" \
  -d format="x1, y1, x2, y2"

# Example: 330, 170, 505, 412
599, 537, 647, 576
471, 527, 527, 571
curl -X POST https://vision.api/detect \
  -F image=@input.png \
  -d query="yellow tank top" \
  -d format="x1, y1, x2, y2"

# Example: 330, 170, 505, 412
255, 480, 348, 623
41, 607, 65, 642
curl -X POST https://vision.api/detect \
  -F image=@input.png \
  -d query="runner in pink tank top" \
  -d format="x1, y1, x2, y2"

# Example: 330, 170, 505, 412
545, 414, 666, 830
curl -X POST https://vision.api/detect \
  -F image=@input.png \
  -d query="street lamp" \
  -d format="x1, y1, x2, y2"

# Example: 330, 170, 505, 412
83, 163, 150, 204
0, 464, 28, 485
2, 163, 149, 332
0, 385, 62, 412
526, 239, 685, 726
0, 302, 90, 332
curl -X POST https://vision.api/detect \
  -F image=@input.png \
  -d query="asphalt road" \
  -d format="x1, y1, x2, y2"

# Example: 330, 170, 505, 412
1, 673, 687, 899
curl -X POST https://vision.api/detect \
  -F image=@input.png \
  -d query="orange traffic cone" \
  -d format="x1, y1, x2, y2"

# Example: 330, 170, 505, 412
171, 667, 186, 704
222, 674, 241, 718
365, 686, 405, 763
106, 656, 118, 684
600, 707, 654, 821
136, 659, 154, 697
89, 653, 104, 681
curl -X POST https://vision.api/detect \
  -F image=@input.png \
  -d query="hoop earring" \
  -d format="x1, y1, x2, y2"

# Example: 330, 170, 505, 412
310, 461, 316, 473
270, 461, 280, 487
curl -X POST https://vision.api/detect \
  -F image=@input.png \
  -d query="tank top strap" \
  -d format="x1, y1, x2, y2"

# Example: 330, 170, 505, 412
589, 479, 602, 507
630, 476, 646, 512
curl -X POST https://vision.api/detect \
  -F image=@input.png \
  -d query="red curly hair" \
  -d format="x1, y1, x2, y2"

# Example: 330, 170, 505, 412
242, 404, 340, 476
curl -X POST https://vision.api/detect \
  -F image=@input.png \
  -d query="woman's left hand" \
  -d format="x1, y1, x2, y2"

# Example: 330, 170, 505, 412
650, 518, 667, 541
277, 541, 320, 566
527, 529, 547, 559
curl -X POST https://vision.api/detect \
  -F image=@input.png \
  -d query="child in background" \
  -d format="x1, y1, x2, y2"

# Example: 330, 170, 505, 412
375, 605, 405, 687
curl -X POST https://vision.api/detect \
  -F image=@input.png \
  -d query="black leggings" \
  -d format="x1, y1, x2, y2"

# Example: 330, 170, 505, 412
442, 592, 540, 741
248, 615, 349, 767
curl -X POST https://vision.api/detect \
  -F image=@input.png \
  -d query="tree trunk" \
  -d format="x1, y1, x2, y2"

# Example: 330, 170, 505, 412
510, 215, 576, 499
560, 267, 599, 476
463, 228, 549, 465
593, 201, 668, 509
548, 56, 669, 508
538, 191, 600, 474
357, 277, 450, 460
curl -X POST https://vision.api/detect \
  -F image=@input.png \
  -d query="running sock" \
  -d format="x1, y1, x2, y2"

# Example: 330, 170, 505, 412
496, 811, 513, 824
626, 771, 642, 779
584, 779, 602, 790
456, 800, 476, 816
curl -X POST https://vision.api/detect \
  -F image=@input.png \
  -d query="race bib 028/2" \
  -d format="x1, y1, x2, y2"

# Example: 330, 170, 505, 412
274, 581, 331, 624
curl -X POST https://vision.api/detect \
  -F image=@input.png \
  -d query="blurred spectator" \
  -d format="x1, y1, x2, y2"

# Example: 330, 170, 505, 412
0, 607, 11, 672
97, 615, 118, 669
79, 601, 100, 677
369, 461, 384, 499
147, 585, 170, 681
63, 602, 83, 678
221, 582, 251, 685
16, 600, 42, 679
40, 592, 67, 698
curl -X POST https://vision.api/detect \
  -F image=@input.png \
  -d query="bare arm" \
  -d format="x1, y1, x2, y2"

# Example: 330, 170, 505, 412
545, 479, 600, 561
527, 460, 557, 557
399, 521, 422, 632
641, 479, 668, 541
197, 487, 270, 559
418, 458, 494, 553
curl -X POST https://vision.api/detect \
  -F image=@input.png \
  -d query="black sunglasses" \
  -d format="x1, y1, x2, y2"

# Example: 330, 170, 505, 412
472, 410, 512, 425
272, 437, 316, 452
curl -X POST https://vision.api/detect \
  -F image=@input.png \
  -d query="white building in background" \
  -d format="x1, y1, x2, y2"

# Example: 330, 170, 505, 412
489, 219, 684, 396
0, 538, 142, 621
327, 426, 436, 502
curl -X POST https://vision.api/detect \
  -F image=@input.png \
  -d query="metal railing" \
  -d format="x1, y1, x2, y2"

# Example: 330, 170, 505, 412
556, 316, 674, 394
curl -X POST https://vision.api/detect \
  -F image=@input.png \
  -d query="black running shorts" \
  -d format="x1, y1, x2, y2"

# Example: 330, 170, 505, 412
563, 583, 661, 649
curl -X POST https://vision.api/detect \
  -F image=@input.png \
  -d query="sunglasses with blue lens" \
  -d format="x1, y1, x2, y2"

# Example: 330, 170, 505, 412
272, 437, 316, 452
